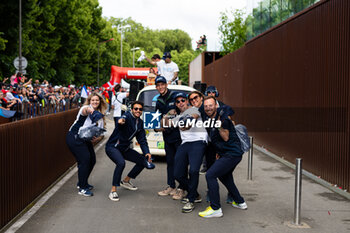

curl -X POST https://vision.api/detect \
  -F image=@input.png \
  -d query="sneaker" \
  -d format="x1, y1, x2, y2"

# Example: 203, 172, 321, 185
172, 189, 186, 200
181, 195, 202, 204
226, 193, 234, 204
199, 167, 207, 175
109, 191, 120, 201
77, 184, 94, 190
182, 202, 195, 213
158, 187, 176, 196
199, 206, 223, 218
120, 180, 138, 191
78, 188, 93, 197
232, 201, 248, 210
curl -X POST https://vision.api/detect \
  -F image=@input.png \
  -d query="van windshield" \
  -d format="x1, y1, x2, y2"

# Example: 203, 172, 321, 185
137, 89, 192, 112
137, 90, 159, 112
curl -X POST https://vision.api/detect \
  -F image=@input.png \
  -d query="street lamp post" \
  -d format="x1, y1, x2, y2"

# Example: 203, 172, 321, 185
19, 0, 22, 73
131, 47, 140, 68
97, 38, 114, 87
117, 25, 131, 67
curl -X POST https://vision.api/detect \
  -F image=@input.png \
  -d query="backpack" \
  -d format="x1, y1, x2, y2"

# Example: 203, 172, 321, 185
235, 124, 251, 152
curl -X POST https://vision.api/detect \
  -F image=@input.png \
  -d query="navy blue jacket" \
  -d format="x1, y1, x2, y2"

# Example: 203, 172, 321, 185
155, 89, 181, 143
106, 111, 150, 155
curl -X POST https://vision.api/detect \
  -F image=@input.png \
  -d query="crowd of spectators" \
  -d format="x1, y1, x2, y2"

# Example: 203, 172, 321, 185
0, 73, 84, 120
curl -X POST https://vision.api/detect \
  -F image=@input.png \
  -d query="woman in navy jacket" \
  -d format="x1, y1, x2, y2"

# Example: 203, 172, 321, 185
105, 101, 153, 201
66, 93, 107, 197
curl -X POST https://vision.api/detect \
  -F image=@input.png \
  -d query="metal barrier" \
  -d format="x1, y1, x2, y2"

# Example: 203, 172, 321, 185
8, 101, 81, 122
0, 109, 78, 230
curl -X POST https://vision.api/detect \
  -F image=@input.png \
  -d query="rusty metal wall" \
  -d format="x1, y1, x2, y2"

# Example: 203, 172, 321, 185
0, 109, 78, 229
203, 0, 349, 192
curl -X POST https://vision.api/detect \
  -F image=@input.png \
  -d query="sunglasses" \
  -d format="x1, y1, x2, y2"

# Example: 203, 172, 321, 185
207, 91, 216, 94
133, 107, 143, 111
189, 95, 199, 101
176, 99, 186, 104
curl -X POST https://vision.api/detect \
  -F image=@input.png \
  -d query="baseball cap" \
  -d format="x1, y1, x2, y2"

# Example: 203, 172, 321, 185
174, 92, 187, 99
162, 52, 172, 59
155, 76, 167, 84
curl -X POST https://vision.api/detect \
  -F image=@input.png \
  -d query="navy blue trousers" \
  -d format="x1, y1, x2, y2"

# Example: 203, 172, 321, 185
66, 131, 96, 189
206, 154, 245, 210
105, 146, 145, 187
164, 140, 182, 188
174, 141, 206, 202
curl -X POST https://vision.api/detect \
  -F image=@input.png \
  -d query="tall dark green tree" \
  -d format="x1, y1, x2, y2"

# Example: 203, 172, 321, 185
0, 2, 196, 85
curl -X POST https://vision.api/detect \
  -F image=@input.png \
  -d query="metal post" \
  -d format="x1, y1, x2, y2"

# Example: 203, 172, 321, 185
132, 49, 135, 68
247, 136, 253, 180
120, 33, 123, 67
294, 158, 302, 225
19, 0, 22, 73
97, 44, 100, 87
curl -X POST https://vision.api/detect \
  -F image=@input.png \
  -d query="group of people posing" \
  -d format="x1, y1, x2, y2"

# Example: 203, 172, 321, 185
66, 76, 246, 219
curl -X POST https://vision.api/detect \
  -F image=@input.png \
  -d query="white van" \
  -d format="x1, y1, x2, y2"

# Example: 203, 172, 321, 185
132, 84, 196, 156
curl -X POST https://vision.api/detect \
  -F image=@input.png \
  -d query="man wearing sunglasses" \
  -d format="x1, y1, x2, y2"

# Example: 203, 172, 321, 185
154, 76, 185, 200
163, 92, 208, 213
105, 101, 153, 202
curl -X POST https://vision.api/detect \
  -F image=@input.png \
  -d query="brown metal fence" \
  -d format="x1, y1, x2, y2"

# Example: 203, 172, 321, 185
0, 109, 78, 229
203, 0, 349, 192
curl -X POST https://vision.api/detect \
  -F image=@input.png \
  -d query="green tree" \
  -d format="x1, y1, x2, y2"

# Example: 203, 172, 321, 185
170, 49, 195, 85
158, 29, 192, 53
218, 9, 247, 55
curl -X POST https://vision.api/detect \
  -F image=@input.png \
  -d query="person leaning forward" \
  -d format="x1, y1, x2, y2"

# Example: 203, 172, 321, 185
198, 96, 247, 218
164, 92, 208, 213
105, 100, 154, 202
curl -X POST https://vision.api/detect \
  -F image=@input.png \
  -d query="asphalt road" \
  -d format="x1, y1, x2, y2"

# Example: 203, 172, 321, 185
13, 117, 350, 233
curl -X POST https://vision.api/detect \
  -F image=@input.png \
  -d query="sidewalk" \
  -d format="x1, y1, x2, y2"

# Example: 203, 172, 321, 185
7, 118, 350, 233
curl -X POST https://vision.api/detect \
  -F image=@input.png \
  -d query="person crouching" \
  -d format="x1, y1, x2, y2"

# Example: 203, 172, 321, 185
105, 101, 154, 201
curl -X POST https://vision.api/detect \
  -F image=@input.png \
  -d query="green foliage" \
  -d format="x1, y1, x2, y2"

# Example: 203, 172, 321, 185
218, 0, 320, 55
246, 0, 320, 40
0, 1, 196, 85
170, 49, 196, 85
218, 9, 247, 55
0, 32, 8, 51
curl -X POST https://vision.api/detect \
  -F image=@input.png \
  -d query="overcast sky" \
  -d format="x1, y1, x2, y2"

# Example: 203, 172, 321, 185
98, 0, 247, 51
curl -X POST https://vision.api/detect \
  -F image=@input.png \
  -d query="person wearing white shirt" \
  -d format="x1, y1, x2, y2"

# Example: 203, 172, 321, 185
162, 52, 179, 84
163, 92, 207, 213
111, 84, 129, 126
145, 54, 165, 76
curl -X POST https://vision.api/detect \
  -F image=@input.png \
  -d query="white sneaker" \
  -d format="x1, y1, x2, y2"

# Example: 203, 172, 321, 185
182, 202, 195, 213
232, 201, 248, 210
109, 191, 119, 201
120, 180, 138, 191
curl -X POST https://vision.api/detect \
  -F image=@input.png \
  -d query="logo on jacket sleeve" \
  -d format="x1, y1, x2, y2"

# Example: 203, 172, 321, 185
143, 110, 162, 129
